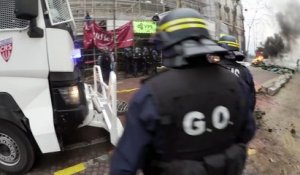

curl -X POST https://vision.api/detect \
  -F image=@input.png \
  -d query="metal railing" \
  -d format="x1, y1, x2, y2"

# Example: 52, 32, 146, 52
85, 65, 122, 146
93, 65, 117, 117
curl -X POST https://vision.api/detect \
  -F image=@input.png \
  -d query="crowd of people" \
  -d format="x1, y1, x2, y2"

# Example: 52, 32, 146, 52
122, 47, 162, 77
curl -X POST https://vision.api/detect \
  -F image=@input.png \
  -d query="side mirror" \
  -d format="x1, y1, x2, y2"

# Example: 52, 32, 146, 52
15, 0, 38, 20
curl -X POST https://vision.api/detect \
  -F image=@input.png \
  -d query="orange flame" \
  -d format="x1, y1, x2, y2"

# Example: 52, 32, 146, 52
252, 55, 264, 64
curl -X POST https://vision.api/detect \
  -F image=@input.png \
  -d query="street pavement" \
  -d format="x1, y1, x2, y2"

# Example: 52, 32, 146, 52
244, 72, 300, 175
117, 76, 145, 106
248, 66, 280, 91
0, 127, 113, 175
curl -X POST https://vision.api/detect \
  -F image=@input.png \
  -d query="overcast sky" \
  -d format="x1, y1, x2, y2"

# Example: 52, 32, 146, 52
242, 0, 278, 55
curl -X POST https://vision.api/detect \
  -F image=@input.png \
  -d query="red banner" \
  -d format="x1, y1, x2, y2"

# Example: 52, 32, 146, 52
83, 21, 134, 50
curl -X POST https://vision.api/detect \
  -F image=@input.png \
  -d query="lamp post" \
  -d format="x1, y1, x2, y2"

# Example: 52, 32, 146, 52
246, 8, 258, 55
244, 1, 272, 55
113, 0, 117, 70
177, 0, 182, 8
161, 0, 165, 12
139, 0, 141, 16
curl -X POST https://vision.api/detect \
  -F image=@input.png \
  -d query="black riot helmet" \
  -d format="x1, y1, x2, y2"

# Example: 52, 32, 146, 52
150, 8, 227, 68
218, 35, 245, 61
124, 47, 133, 58
218, 35, 240, 51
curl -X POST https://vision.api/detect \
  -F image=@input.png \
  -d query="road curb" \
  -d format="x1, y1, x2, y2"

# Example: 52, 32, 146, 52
259, 73, 293, 96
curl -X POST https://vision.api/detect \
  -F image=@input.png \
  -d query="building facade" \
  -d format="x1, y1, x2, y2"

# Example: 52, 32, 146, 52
215, 0, 245, 51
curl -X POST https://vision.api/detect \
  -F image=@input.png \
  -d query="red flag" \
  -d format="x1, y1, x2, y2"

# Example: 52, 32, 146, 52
84, 21, 134, 50
114, 21, 134, 49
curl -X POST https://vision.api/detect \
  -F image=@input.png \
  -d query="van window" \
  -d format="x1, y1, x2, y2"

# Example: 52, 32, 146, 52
46, 0, 73, 25
0, 1, 29, 30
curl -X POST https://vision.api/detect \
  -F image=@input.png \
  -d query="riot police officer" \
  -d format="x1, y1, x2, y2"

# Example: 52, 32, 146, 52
218, 35, 256, 111
150, 48, 160, 74
142, 46, 151, 75
97, 48, 112, 84
123, 47, 133, 77
132, 47, 142, 77
110, 8, 256, 175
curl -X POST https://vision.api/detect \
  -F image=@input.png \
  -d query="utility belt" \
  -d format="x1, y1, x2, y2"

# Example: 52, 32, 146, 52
147, 144, 247, 175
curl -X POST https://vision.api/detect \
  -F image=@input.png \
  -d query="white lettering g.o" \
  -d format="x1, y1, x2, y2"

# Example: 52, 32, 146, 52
183, 111, 206, 136
212, 106, 230, 129
183, 106, 231, 136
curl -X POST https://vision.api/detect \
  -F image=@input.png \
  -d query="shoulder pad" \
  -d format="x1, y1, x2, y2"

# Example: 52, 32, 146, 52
141, 68, 169, 84
217, 63, 231, 71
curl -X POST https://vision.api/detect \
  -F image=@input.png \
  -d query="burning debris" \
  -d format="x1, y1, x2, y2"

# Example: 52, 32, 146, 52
264, 0, 300, 58
252, 55, 264, 65
252, 49, 265, 65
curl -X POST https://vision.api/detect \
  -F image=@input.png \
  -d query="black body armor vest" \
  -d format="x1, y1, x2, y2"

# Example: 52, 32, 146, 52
220, 59, 256, 111
220, 59, 248, 83
145, 64, 248, 161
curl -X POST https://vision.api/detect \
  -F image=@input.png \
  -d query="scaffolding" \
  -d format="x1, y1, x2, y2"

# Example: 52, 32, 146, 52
69, 0, 211, 76
69, 0, 208, 33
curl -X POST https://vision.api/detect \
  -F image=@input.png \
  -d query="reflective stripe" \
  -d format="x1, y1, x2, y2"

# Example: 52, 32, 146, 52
159, 18, 206, 31
165, 23, 207, 32
218, 41, 239, 45
218, 41, 239, 48
228, 43, 240, 48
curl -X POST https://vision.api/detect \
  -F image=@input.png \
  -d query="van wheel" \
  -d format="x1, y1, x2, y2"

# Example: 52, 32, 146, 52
0, 122, 35, 174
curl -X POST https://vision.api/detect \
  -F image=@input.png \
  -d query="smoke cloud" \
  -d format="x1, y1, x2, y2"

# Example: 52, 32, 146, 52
264, 34, 284, 57
264, 0, 300, 57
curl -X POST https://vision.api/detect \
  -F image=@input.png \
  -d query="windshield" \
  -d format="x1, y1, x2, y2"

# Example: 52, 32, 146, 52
45, 0, 74, 26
